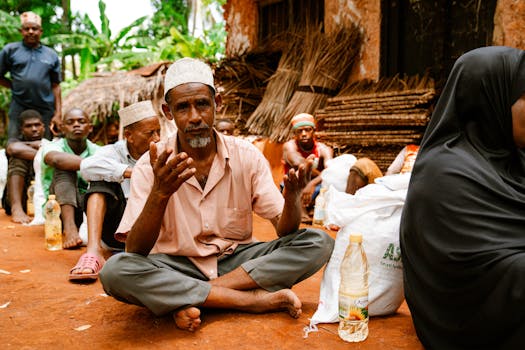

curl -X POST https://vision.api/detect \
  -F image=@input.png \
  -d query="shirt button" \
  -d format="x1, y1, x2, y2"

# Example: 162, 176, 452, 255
204, 223, 209, 229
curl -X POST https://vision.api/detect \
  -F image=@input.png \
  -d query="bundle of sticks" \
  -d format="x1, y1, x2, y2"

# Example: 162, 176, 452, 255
213, 51, 280, 132
316, 74, 437, 171
269, 24, 363, 142
245, 31, 305, 135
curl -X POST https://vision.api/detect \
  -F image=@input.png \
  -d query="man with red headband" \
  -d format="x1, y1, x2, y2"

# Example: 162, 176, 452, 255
282, 113, 333, 223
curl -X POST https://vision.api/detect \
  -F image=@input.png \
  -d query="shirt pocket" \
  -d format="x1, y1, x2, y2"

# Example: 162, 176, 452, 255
217, 207, 252, 240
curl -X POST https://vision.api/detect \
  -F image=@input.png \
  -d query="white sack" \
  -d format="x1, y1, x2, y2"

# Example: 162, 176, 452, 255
320, 154, 356, 192
306, 173, 411, 335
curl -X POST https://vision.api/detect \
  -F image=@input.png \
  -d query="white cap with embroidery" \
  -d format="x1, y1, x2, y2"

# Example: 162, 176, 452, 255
20, 11, 42, 26
164, 58, 215, 99
118, 100, 157, 128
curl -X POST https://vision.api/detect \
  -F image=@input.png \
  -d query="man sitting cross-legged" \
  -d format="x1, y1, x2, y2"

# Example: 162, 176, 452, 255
99, 58, 335, 332
69, 101, 161, 282
3, 109, 45, 223
41, 108, 99, 249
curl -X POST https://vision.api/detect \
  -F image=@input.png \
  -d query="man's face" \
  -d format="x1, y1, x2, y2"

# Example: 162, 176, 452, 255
61, 110, 92, 141
20, 117, 44, 141
125, 116, 161, 157
294, 126, 315, 146
215, 121, 234, 135
164, 83, 216, 149
20, 23, 42, 47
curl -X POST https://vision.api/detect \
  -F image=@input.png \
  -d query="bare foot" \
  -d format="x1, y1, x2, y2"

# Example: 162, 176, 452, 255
63, 232, 83, 249
249, 289, 302, 318
173, 307, 201, 332
11, 209, 32, 224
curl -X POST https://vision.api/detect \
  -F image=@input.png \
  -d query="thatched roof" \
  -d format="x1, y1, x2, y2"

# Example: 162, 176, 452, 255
63, 62, 170, 125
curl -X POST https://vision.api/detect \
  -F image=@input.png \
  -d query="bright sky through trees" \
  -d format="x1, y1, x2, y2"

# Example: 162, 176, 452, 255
71, 0, 154, 34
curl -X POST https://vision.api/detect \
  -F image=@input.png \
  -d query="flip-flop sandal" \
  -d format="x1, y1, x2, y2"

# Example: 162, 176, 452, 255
69, 253, 104, 281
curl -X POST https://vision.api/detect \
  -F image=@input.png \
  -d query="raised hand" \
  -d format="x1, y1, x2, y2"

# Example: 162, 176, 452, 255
282, 154, 314, 197
149, 142, 196, 198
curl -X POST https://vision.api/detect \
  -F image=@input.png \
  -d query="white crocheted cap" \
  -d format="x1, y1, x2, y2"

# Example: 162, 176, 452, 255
118, 100, 157, 128
164, 58, 215, 99
20, 11, 42, 26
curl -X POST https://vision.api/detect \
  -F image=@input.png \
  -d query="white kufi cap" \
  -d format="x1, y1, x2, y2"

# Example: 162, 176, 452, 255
164, 58, 215, 99
118, 101, 157, 128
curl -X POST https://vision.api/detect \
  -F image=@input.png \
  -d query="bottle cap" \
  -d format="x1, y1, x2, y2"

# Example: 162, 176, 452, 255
48, 194, 56, 200
349, 233, 363, 243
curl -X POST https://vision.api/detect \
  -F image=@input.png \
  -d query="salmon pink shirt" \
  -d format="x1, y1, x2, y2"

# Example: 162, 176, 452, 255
116, 132, 284, 279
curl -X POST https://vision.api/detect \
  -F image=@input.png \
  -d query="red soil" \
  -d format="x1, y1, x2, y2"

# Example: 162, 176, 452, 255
0, 211, 423, 349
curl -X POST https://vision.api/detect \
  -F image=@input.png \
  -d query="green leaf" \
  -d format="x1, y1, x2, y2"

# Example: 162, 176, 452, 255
98, 0, 111, 39
114, 16, 148, 44
79, 47, 95, 80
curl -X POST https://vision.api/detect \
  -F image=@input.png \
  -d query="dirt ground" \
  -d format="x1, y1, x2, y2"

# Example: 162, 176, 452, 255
0, 209, 423, 349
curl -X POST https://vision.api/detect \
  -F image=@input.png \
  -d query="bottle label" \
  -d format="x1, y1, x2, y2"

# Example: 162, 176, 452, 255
45, 220, 62, 248
27, 202, 34, 216
339, 292, 369, 321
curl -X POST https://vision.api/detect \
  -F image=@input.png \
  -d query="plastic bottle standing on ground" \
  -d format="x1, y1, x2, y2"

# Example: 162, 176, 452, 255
44, 194, 62, 251
338, 232, 369, 342
26, 180, 35, 216
312, 187, 327, 227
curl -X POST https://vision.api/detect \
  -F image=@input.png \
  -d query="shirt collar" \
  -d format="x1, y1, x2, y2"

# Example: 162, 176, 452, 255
21, 41, 41, 50
121, 139, 139, 165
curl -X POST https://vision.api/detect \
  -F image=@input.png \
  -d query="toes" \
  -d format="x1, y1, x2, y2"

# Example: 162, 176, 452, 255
174, 307, 201, 332
63, 237, 83, 249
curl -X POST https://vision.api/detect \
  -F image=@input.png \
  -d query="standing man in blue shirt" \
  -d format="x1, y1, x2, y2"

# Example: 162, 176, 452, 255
0, 11, 62, 140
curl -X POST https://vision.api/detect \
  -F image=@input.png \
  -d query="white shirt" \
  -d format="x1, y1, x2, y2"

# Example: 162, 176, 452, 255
80, 140, 137, 198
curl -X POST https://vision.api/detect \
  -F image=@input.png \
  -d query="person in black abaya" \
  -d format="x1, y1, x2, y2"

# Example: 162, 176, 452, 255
400, 46, 525, 349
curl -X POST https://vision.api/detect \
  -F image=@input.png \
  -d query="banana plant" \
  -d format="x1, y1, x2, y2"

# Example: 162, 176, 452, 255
0, 9, 21, 47
43, 0, 150, 80
157, 25, 224, 62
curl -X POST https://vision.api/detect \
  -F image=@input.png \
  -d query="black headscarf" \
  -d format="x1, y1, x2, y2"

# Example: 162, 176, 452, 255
400, 46, 525, 349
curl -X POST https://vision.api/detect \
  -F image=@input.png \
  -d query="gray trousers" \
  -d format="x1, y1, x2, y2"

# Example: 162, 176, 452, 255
99, 228, 334, 316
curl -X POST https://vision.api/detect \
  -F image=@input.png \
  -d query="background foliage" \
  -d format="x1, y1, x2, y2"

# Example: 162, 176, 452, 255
0, 0, 226, 145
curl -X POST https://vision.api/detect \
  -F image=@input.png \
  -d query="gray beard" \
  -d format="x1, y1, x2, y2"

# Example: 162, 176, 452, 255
188, 136, 211, 148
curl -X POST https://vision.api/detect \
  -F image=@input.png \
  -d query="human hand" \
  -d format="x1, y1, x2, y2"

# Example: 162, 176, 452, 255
50, 113, 62, 136
301, 181, 315, 207
283, 154, 313, 198
28, 140, 42, 150
123, 167, 133, 178
149, 142, 195, 198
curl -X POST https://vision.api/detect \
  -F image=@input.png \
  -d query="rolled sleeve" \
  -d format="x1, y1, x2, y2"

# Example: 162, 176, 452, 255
81, 156, 127, 183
